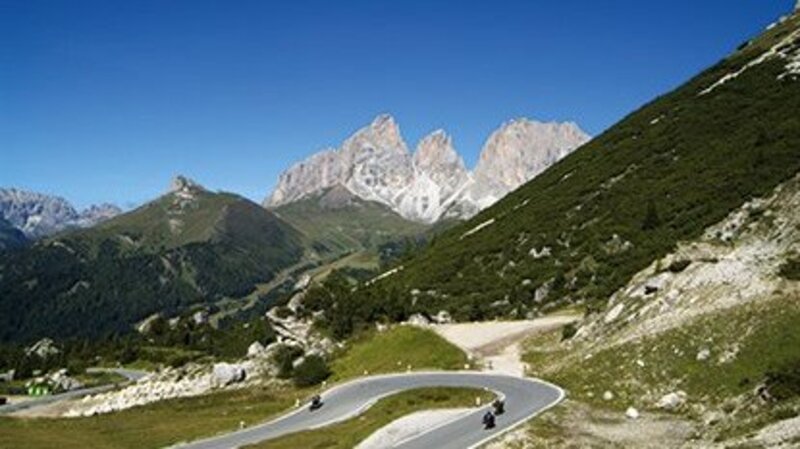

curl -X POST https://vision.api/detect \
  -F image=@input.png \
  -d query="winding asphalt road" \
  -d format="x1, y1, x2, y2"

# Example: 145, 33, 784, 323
175, 371, 564, 449
0, 367, 149, 415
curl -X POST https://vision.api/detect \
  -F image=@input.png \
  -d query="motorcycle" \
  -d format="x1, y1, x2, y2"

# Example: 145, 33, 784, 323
492, 398, 505, 415
482, 410, 496, 429
309, 394, 323, 411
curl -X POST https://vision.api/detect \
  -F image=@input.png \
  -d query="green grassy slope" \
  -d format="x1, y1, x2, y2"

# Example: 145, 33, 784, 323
272, 185, 428, 257
330, 326, 470, 380
374, 14, 800, 318
0, 185, 305, 342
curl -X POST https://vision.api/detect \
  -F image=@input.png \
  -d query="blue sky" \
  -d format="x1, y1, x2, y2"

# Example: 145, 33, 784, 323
0, 0, 794, 209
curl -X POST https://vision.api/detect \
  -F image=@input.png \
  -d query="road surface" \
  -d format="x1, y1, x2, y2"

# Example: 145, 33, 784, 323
175, 371, 563, 449
0, 367, 148, 415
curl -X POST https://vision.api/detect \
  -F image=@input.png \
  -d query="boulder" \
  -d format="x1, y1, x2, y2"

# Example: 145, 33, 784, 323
603, 390, 614, 401
247, 341, 266, 358
48, 369, 83, 392
529, 246, 552, 259
434, 310, 452, 324
407, 314, 431, 327
626, 407, 640, 420
25, 338, 60, 358
192, 310, 209, 325
294, 274, 311, 291
136, 314, 163, 334
213, 363, 246, 386
696, 348, 711, 362
656, 391, 687, 410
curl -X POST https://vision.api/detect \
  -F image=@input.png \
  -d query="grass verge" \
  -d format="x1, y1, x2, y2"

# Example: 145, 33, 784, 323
0, 384, 301, 449
330, 325, 469, 381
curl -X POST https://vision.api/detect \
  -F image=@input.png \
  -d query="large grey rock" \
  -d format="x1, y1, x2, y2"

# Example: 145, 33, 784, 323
26, 338, 61, 358
247, 341, 266, 358
48, 369, 84, 392
213, 363, 247, 386
656, 391, 687, 410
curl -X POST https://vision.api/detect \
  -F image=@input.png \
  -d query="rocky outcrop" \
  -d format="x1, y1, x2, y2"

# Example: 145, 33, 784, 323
266, 114, 589, 223
0, 188, 121, 238
25, 338, 61, 358
212, 362, 247, 386
472, 119, 590, 202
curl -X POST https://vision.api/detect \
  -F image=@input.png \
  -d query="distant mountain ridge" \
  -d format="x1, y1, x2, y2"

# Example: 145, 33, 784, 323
0, 188, 121, 239
0, 176, 304, 342
265, 115, 590, 223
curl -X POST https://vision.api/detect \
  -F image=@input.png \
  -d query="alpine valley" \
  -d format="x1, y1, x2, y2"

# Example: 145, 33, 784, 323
0, 116, 587, 343
2, 5, 800, 449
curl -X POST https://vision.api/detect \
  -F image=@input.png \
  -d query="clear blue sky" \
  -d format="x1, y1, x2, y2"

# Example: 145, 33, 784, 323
0, 0, 794, 209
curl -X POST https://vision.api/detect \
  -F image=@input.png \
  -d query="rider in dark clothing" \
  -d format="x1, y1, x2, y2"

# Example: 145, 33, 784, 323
482, 410, 496, 429
310, 394, 323, 411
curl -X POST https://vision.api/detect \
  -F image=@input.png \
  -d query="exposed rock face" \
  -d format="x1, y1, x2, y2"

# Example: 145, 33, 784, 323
25, 338, 61, 358
266, 115, 590, 223
473, 119, 590, 202
267, 115, 413, 211
0, 188, 121, 238
170, 175, 204, 194
212, 362, 247, 386
400, 130, 473, 222
75, 203, 122, 227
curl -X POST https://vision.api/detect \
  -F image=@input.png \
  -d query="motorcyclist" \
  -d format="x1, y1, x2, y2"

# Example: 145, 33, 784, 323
482, 410, 496, 429
309, 394, 323, 411
492, 398, 505, 415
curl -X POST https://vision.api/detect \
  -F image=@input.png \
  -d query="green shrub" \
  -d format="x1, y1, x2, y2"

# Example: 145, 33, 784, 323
292, 355, 331, 387
779, 259, 800, 281
272, 345, 304, 379
765, 360, 800, 401
561, 323, 578, 341
667, 259, 692, 273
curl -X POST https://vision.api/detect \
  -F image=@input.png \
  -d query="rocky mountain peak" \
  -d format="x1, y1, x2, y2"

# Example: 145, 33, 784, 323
170, 175, 204, 193
473, 119, 591, 199
266, 115, 589, 223
341, 113, 409, 159
368, 114, 405, 151
414, 130, 463, 172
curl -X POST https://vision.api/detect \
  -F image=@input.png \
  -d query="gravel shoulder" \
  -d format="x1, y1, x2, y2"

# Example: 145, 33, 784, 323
429, 315, 580, 377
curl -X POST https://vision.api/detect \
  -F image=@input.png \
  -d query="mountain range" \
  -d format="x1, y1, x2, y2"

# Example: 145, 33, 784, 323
0, 176, 304, 341
0, 188, 121, 239
265, 114, 590, 223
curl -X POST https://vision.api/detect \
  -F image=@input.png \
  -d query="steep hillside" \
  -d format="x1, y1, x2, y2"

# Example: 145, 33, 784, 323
372, 13, 800, 320
0, 177, 304, 342
516, 171, 800, 447
273, 185, 428, 257
0, 217, 27, 250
